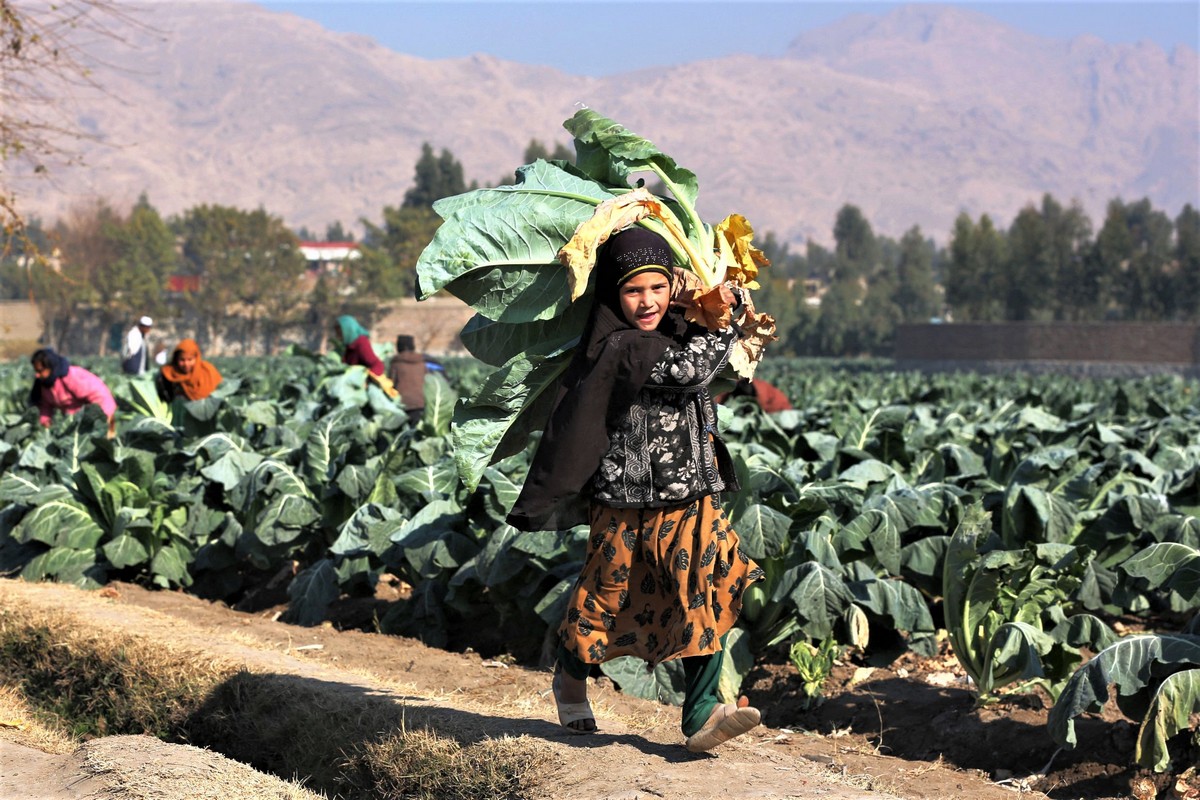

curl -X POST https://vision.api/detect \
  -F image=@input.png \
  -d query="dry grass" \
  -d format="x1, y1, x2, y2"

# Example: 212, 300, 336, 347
185, 671, 555, 799
344, 727, 553, 800
0, 599, 555, 800
0, 684, 77, 754
82, 736, 328, 800
0, 604, 237, 738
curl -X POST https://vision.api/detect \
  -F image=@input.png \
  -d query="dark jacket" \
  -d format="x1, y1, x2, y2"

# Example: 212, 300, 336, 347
387, 351, 427, 411
588, 324, 739, 508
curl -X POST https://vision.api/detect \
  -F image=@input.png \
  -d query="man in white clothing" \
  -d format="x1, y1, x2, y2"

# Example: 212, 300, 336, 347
122, 315, 154, 375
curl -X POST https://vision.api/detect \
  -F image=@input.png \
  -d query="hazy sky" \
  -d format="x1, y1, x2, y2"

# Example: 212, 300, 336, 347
260, 1, 1200, 77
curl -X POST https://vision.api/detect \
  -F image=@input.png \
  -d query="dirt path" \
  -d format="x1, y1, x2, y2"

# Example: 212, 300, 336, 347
0, 579, 1031, 800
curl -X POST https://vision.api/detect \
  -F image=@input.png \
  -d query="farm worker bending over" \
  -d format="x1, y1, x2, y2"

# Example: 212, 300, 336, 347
156, 339, 222, 402
716, 377, 794, 413
30, 348, 117, 437
506, 227, 765, 752
335, 315, 385, 376
386, 334, 428, 425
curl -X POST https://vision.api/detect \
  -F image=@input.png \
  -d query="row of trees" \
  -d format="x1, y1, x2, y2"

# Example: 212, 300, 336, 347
3, 137, 1196, 358
755, 195, 1200, 356
0, 140, 502, 354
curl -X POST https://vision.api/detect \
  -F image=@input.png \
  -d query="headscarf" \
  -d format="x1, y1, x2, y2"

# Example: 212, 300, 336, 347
507, 227, 688, 531
336, 315, 370, 348
159, 339, 222, 401
28, 348, 70, 406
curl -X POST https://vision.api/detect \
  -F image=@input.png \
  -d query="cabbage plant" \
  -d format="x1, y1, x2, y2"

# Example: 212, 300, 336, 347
414, 109, 775, 490
943, 503, 1117, 702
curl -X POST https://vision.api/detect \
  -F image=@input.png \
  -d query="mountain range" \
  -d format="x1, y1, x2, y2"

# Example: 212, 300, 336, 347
12, 1, 1198, 247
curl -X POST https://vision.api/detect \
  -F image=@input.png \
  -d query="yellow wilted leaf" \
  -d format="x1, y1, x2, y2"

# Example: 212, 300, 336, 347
728, 306, 778, 379
714, 214, 769, 290
558, 188, 663, 301
0, 718, 27, 730
682, 284, 734, 330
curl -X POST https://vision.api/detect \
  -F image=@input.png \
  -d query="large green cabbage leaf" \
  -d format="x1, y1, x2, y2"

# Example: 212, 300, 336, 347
1048, 634, 1200, 771
416, 110, 719, 491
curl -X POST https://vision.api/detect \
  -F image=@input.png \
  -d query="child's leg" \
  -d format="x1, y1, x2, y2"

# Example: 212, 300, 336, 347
680, 650, 723, 737
554, 641, 596, 733
556, 641, 591, 682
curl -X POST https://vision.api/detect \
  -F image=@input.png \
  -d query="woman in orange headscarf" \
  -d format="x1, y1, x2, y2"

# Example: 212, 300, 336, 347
155, 339, 222, 402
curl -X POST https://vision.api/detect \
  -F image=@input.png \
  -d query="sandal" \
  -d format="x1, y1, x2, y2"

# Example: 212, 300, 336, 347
684, 703, 760, 752
552, 674, 597, 735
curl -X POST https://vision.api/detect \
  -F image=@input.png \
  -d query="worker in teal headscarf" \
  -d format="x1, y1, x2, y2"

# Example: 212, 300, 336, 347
334, 315, 384, 376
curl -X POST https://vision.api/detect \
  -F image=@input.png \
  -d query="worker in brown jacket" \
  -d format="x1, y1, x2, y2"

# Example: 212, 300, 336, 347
386, 334, 427, 425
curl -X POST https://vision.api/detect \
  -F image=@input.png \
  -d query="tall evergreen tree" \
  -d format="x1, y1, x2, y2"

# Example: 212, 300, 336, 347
1174, 204, 1200, 320
832, 204, 879, 280
360, 204, 440, 298
523, 138, 573, 163
403, 143, 468, 208
946, 213, 1006, 321
1004, 204, 1055, 321
893, 226, 938, 322
1093, 198, 1173, 320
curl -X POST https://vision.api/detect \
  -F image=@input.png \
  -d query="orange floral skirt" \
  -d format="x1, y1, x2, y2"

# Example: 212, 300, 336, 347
559, 495, 764, 667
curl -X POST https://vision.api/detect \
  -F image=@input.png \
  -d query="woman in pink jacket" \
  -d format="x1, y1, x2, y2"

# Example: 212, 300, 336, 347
30, 348, 117, 437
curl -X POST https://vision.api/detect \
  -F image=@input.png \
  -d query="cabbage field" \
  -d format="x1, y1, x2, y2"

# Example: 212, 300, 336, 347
0, 353, 1197, 774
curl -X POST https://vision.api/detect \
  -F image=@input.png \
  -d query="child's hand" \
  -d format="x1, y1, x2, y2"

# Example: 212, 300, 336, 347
106, 416, 117, 439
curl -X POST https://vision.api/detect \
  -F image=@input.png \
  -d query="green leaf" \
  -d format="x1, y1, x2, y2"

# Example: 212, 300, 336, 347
0, 474, 43, 503
124, 378, 171, 421
599, 656, 685, 706
254, 494, 321, 543
284, 559, 340, 626
837, 459, 897, 489
732, 504, 791, 561
22, 547, 101, 587
459, 303, 587, 367
716, 627, 755, 704
335, 464, 377, 502
534, 577, 575, 626
1135, 668, 1200, 771
303, 410, 345, 484
835, 509, 901, 576
472, 525, 528, 586
416, 160, 613, 320
981, 621, 1055, 695
102, 534, 150, 569
564, 108, 700, 211
1002, 485, 1077, 546
201, 450, 265, 491
848, 577, 936, 642
789, 562, 856, 641
451, 350, 572, 490
390, 499, 465, 549
151, 542, 191, 587
13, 501, 104, 550
396, 463, 460, 500
1123, 542, 1200, 602
421, 373, 456, 437
1048, 634, 1200, 749
481, 468, 521, 516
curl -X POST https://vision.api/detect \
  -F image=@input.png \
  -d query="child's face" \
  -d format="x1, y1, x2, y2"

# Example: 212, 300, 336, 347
33, 363, 52, 381
175, 352, 197, 374
618, 272, 670, 331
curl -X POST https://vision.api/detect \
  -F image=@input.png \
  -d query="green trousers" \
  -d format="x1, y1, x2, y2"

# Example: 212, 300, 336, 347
557, 638, 725, 737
